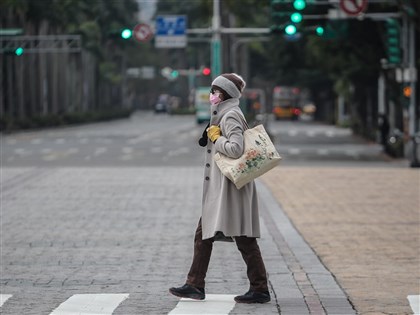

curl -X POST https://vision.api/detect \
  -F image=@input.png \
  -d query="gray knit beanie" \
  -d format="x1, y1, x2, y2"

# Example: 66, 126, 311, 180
211, 73, 246, 99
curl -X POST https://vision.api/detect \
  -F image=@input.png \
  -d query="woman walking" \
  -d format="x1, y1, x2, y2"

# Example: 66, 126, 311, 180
169, 73, 270, 304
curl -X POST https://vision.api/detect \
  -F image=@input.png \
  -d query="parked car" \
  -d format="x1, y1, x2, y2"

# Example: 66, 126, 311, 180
155, 94, 170, 113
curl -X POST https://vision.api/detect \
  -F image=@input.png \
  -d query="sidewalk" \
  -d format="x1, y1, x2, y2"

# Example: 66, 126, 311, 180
261, 166, 420, 315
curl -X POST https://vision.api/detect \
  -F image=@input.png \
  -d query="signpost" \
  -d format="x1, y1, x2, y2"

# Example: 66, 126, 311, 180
133, 23, 153, 42
339, 0, 368, 16
155, 15, 187, 48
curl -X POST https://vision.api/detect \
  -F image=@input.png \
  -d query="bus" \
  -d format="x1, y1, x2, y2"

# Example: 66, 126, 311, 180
272, 86, 301, 120
195, 87, 211, 124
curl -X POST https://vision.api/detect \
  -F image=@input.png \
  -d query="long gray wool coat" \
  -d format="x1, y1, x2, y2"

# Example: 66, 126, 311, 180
201, 97, 260, 240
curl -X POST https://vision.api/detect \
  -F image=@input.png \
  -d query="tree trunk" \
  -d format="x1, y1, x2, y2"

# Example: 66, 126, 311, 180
39, 20, 49, 115
0, 54, 4, 117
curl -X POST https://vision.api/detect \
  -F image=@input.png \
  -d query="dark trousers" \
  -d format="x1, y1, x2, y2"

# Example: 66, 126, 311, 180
186, 218, 268, 292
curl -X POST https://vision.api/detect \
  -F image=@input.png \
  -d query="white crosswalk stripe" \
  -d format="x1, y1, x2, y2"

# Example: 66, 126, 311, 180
408, 295, 420, 315
168, 294, 236, 315
0, 294, 13, 307
49, 294, 129, 315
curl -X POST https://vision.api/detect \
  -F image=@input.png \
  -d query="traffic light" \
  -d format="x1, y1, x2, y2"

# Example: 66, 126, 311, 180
291, 12, 302, 23
385, 19, 401, 65
315, 21, 348, 40
14, 47, 24, 56
270, 0, 305, 36
170, 70, 179, 79
202, 67, 211, 76
315, 26, 324, 36
293, 0, 306, 10
270, 0, 290, 34
403, 85, 412, 98
3, 47, 24, 56
121, 28, 132, 40
285, 25, 297, 35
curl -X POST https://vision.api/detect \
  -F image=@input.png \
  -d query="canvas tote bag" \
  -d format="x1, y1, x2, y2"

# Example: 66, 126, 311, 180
214, 113, 281, 189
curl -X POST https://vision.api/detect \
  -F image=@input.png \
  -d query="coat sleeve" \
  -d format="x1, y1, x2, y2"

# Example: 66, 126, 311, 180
214, 114, 245, 159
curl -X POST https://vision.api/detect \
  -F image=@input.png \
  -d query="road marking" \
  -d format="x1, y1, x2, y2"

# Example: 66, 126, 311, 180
50, 293, 129, 315
41, 148, 53, 154
31, 138, 43, 144
325, 130, 335, 137
14, 148, 31, 156
288, 148, 301, 155
317, 149, 329, 155
94, 147, 108, 156
288, 130, 298, 137
55, 139, 66, 144
345, 150, 360, 158
168, 294, 236, 315
79, 138, 89, 144
66, 148, 79, 155
43, 154, 58, 161
151, 147, 163, 153
122, 147, 134, 154
307, 130, 316, 137
167, 147, 190, 157
0, 294, 13, 307
408, 295, 420, 315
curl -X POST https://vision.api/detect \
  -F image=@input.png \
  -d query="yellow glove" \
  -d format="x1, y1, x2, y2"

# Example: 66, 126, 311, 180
207, 125, 221, 143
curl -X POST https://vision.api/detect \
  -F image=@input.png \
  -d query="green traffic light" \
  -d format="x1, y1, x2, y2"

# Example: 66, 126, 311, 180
15, 47, 24, 56
293, 0, 306, 10
121, 29, 132, 39
285, 24, 297, 35
171, 70, 179, 78
316, 26, 324, 36
291, 12, 302, 23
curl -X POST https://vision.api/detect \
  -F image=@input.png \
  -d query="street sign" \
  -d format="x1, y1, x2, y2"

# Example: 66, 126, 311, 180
339, 0, 368, 16
0, 28, 23, 36
133, 23, 153, 42
155, 15, 187, 48
127, 67, 155, 79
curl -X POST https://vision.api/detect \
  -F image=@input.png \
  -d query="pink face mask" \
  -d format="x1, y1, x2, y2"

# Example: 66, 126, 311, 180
209, 93, 221, 105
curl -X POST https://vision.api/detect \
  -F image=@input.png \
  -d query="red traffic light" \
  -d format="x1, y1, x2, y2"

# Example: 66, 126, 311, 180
202, 67, 211, 76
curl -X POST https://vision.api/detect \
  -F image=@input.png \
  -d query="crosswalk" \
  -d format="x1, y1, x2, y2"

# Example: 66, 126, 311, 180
168, 294, 236, 315
0, 295, 13, 307
50, 294, 129, 315
1, 293, 419, 314
0, 293, 237, 315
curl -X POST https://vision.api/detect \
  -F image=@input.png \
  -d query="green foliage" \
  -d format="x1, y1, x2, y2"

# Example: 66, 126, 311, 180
99, 62, 122, 84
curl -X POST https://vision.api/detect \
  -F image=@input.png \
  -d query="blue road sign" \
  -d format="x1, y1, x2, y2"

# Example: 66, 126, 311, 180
155, 15, 187, 48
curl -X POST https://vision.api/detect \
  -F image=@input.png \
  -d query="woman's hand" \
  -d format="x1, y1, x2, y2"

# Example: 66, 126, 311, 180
207, 125, 221, 143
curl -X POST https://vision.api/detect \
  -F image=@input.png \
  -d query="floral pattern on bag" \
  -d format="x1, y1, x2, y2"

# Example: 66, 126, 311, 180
231, 136, 275, 178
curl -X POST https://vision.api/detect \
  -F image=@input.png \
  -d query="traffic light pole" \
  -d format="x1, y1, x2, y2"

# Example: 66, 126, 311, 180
211, 0, 222, 78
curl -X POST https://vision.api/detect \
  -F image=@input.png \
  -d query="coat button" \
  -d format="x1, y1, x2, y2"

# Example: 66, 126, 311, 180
213, 111, 217, 115
206, 163, 210, 167
207, 149, 211, 153
205, 176, 210, 180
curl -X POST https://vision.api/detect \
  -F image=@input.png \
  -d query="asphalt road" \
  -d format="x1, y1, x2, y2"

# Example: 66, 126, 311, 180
1, 111, 400, 167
